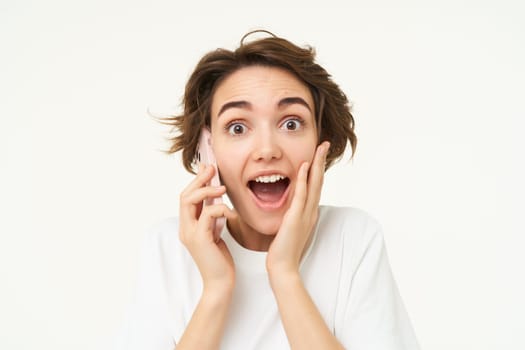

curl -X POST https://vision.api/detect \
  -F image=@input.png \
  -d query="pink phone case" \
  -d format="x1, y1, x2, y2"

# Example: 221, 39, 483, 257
197, 128, 225, 241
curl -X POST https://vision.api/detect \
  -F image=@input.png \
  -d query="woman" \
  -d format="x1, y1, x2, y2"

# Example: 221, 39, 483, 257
117, 31, 419, 349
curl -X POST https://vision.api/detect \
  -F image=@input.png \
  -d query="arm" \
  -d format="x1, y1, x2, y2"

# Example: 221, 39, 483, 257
116, 165, 235, 350
267, 142, 343, 349
269, 270, 344, 349
176, 164, 237, 349
176, 284, 233, 349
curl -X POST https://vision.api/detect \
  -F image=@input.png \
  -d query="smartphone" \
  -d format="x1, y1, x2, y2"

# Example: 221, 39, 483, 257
197, 128, 225, 241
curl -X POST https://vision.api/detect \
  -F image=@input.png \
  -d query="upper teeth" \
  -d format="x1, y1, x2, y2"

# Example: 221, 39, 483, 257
255, 174, 285, 183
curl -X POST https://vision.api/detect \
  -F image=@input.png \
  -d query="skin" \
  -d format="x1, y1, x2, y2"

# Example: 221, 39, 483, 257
211, 66, 318, 251
177, 66, 343, 349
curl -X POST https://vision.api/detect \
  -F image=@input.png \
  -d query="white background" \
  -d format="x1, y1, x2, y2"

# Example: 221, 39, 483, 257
1, 0, 524, 349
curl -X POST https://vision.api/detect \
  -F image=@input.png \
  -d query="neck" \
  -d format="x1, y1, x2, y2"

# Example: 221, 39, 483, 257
226, 218, 275, 252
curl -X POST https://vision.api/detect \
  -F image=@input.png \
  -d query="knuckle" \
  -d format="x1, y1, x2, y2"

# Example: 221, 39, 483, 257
201, 204, 210, 213
200, 205, 212, 218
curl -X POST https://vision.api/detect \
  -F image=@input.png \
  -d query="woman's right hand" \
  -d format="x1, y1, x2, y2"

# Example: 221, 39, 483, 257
177, 165, 236, 349
179, 164, 237, 295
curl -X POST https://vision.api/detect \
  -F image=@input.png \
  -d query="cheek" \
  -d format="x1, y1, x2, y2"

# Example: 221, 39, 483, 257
214, 144, 246, 182
287, 138, 318, 166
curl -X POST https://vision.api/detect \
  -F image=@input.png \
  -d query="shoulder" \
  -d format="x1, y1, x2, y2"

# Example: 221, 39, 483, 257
317, 205, 383, 240
315, 206, 385, 264
318, 205, 378, 225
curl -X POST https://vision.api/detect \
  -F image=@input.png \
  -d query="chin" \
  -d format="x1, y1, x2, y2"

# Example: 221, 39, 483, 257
256, 224, 280, 236
244, 212, 283, 236
227, 190, 287, 235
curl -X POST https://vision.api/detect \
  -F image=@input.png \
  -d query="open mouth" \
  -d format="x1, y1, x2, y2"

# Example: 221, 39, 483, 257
248, 174, 291, 205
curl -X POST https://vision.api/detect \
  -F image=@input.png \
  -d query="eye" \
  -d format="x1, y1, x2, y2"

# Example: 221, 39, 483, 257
281, 118, 303, 131
226, 122, 247, 135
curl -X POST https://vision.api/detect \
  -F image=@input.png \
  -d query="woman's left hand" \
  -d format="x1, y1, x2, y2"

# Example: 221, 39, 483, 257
266, 141, 330, 276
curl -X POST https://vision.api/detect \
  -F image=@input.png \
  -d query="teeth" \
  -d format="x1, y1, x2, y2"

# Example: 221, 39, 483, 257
254, 174, 285, 183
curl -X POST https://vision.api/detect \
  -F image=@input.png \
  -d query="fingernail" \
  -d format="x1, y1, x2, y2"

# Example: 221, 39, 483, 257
324, 142, 330, 156
319, 142, 328, 156
304, 162, 310, 173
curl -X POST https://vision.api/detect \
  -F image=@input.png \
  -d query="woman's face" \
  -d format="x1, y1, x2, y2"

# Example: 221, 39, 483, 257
210, 66, 318, 243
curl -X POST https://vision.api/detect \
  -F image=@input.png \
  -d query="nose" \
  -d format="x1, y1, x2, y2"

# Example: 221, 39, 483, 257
251, 129, 282, 162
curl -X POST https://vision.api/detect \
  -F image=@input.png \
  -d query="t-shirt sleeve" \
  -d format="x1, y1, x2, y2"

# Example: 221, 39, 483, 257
114, 226, 176, 350
336, 217, 420, 350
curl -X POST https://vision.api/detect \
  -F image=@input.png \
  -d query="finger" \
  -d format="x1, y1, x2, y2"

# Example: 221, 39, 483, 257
195, 204, 236, 241
180, 185, 227, 223
306, 141, 329, 212
179, 165, 220, 216
183, 185, 226, 207
288, 161, 309, 214
182, 164, 217, 195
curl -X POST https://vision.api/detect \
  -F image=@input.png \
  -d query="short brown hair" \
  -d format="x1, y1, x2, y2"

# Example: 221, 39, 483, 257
162, 31, 357, 173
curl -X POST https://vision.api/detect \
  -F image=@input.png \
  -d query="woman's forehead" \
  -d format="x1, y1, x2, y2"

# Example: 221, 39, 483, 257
211, 66, 314, 116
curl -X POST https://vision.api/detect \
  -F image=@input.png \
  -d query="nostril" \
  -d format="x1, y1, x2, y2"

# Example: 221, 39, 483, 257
252, 145, 282, 161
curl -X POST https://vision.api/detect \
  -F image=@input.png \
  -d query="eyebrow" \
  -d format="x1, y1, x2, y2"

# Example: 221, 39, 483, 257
217, 96, 312, 117
277, 97, 312, 112
218, 100, 251, 117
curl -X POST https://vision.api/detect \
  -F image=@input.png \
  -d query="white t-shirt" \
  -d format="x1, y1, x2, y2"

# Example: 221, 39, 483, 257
116, 206, 420, 349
